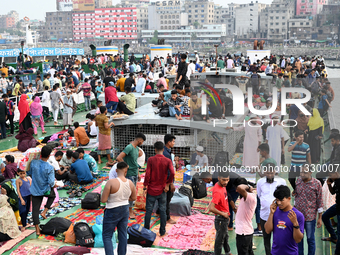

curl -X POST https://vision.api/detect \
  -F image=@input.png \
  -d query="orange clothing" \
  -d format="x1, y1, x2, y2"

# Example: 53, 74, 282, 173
74, 127, 90, 146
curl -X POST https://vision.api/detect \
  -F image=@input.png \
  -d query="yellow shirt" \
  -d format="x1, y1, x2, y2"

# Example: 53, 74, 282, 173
116, 78, 126, 92
0, 68, 8, 77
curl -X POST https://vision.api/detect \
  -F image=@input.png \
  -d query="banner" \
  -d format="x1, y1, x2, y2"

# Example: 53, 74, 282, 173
73, 0, 95, 11
57, 0, 73, 11
0, 47, 85, 57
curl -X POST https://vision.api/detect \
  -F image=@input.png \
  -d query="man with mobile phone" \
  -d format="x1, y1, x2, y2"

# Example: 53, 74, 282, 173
264, 185, 304, 255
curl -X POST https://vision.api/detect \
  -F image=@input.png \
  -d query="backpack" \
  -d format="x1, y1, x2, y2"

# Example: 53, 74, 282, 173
191, 173, 207, 199
81, 192, 101, 209
40, 217, 72, 236
89, 151, 98, 161
127, 224, 156, 247
74, 222, 95, 247
159, 104, 170, 117
214, 151, 229, 167
179, 182, 194, 206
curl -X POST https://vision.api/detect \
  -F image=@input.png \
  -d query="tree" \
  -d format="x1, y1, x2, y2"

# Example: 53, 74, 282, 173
193, 22, 200, 28
191, 32, 197, 41
148, 30, 159, 44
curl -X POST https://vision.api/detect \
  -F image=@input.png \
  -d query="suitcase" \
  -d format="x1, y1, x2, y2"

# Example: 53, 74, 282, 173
127, 224, 156, 247
81, 192, 101, 209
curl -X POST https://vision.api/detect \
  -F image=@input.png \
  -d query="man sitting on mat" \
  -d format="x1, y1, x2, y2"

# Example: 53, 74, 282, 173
74, 122, 90, 147
68, 152, 93, 184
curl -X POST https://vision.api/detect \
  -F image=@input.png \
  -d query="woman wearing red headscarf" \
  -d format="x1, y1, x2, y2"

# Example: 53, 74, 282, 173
18, 94, 33, 131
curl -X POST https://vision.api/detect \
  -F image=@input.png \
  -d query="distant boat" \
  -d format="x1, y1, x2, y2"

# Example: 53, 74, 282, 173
326, 64, 340, 69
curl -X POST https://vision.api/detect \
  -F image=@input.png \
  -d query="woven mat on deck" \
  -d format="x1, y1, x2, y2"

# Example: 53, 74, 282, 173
0, 229, 35, 254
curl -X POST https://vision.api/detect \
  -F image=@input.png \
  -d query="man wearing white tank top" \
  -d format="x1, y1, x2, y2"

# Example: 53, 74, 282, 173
102, 162, 137, 255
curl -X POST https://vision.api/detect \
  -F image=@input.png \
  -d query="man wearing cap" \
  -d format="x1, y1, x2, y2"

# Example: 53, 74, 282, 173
63, 89, 74, 130
191, 146, 209, 170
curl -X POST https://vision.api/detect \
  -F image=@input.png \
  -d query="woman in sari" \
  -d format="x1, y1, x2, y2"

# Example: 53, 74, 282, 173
0, 194, 21, 241
15, 126, 39, 152
18, 94, 33, 131
1, 180, 20, 224
307, 108, 324, 164
30, 96, 46, 135
95, 106, 114, 164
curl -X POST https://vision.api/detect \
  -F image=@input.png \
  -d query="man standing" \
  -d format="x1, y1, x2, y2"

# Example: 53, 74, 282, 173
162, 134, 177, 224
295, 166, 323, 255
175, 54, 188, 88
257, 159, 287, 255
288, 130, 311, 191
0, 96, 7, 139
265, 185, 304, 255
234, 178, 257, 255
266, 115, 285, 167
77, 78, 92, 111
209, 171, 231, 255
116, 133, 146, 218
143, 141, 175, 236
102, 162, 136, 255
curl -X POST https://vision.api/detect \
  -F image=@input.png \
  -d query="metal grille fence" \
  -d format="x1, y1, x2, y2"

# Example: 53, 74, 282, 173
112, 124, 245, 164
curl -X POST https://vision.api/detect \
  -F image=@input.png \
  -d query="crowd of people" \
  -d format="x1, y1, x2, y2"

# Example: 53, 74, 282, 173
0, 50, 337, 255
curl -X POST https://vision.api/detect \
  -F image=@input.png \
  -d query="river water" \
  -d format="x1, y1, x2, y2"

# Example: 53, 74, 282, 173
325, 61, 340, 128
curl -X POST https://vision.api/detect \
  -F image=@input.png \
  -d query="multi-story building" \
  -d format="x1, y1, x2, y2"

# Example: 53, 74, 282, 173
148, 1, 188, 30
184, 0, 215, 26
95, 0, 112, 8
95, 7, 137, 40
0, 16, 15, 29
235, 1, 267, 38
136, 6, 148, 40
214, 6, 235, 36
121, 0, 150, 5
43, 11, 73, 41
72, 12, 96, 41
258, 8, 269, 39
267, 0, 295, 42
8, 11, 19, 24
288, 17, 313, 41
296, 0, 327, 16
142, 24, 226, 45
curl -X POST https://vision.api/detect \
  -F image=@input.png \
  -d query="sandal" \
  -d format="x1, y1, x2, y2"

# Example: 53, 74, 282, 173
76, 191, 82, 197
321, 237, 337, 244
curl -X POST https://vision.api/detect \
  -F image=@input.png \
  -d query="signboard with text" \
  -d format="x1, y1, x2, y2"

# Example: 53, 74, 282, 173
57, 0, 73, 11
73, 0, 95, 11
0, 47, 85, 57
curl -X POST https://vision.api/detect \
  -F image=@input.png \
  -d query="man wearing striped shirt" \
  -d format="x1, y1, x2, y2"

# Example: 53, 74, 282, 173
288, 130, 311, 191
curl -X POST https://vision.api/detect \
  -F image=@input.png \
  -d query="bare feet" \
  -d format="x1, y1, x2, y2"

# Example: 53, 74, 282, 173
178, 115, 183, 120
98, 161, 102, 164
42, 131, 47, 134
175, 115, 182, 120
167, 218, 177, 224
35, 225, 41, 236
228, 227, 233, 231
40, 213, 47, 220
129, 208, 136, 219
21, 227, 26, 232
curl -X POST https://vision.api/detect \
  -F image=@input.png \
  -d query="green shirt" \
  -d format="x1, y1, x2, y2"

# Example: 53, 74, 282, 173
217, 60, 225, 68
261, 157, 277, 171
275, 78, 283, 89
123, 143, 140, 177
120, 93, 136, 112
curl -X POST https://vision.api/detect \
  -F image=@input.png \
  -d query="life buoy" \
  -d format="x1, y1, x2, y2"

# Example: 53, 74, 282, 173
24, 17, 29, 21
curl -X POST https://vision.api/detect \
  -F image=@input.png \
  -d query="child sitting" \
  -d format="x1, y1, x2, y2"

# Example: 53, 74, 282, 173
15, 169, 32, 231
3, 155, 17, 179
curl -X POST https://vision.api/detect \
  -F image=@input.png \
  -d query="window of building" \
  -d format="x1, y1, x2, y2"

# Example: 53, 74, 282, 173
195, 10, 198, 12
282, 16, 285, 19
202, 20, 204, 22
306, 22, 309, 25
195, 5, 198, 7
195, 15, 198, 17
250, 9, 253, 11
276, 17, 279, 19
300, 22, 303, 25
201, 4, 204, 7
276, 22, 279, 25
270, 22, 273, 25
201, 10, 204, 12
282, 22, 285, 25
201, 15, 204, 17
189, 15, 192, 18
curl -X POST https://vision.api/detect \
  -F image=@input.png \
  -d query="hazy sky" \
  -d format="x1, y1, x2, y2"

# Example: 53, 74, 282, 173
1, 0, 273, 21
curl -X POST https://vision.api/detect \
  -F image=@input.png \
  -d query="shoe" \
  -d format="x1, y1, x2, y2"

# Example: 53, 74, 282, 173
253, 228, 263, 236
252, 243, 257, 250
66, 189, 74, 194
69, 192, 76, 198
76, 191, 82, 197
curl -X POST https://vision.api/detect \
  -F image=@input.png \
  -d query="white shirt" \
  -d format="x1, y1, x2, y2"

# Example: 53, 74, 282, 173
195, 54, 199, 63
48, 156, 60, 171
186, 63, 195, 80
147, 72, 154, 82
195, 154, 208, 168
257, 177, 287, 221
109, 163, 118, 179
93, 70, 98, 76
48, 68, 56, 77
136, 78, 146, 93
41, 91, 50, 107
227, 59, 234, 69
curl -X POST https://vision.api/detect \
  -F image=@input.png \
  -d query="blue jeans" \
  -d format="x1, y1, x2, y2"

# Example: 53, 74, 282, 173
127, 175, 137, 208
169, 106, 184, 117
103, 205, 129, 255
144, 192, 167, 235
228, 190, 239, 228
84, 96, 91, 111
298, 219, 316, 255
322, 204, 337, 240
106, 101, 118, 114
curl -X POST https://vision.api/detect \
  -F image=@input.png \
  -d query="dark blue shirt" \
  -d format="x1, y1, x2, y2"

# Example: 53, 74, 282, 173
289, 104, 299, 119
163, 146, 172, 160
71, 159, 93, 182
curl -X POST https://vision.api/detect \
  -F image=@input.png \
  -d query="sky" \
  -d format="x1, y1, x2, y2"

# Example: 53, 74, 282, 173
0, 0, 273, 21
